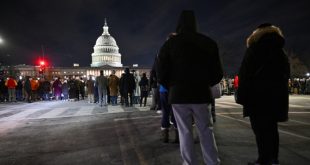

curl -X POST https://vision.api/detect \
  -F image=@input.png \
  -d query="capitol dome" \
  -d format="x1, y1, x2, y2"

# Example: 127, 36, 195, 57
91, 19, 123, 67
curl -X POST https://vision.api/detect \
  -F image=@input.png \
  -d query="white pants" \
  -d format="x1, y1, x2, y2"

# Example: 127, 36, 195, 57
88, 94, 94, 103
172, 104, 220, 165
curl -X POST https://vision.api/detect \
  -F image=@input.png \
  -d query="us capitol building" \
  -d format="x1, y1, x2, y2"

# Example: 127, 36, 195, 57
91, 19, 123, 67
2, 19, 150, 79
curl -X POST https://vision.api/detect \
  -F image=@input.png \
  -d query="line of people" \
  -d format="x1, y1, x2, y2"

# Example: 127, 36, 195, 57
155, 10, 289, 165
0, 69, 151, 107
0, 76, 87, 103
94, 69, 149, 107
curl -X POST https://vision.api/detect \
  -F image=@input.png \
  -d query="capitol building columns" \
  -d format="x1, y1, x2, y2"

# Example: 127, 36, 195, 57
90, 19, 123, 67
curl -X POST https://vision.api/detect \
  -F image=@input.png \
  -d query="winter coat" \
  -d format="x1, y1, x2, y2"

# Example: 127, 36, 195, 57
16, 80, 23, 90
150, 57, 158, 89
96, 75, 108, 94
42, 80, 51, 93
108, 74, 119, 96
30, 79, 39, 91
237, 25, 290, 122
52, 79, 62, 95
134, 73, 141, 97
62, 82, 69, 94
24, 79, 31, 93
120, 72, 135, 93
5, 78, 17, 89
139, 76, 149, 97
157, 11, 223, 104
86, 79, 95, 95
0, 78, 7, 93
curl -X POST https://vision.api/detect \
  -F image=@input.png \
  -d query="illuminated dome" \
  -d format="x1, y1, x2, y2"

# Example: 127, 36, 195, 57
91, 19, 122, 67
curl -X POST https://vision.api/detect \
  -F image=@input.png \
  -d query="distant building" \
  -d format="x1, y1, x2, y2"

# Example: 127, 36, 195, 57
0, 19, 150, 80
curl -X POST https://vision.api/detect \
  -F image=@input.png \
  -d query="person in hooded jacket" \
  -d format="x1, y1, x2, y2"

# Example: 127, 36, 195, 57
53, 77, 62, 100
157, 10, 222, 165
237, 23, 290, 165
139, 73, 149, 107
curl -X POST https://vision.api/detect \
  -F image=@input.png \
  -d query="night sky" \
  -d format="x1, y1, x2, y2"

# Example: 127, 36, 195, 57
0, 0, 309, 76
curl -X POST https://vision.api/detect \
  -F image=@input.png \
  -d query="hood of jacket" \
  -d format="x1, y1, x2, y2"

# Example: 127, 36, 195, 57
176, 10, 197, 33
246, 25, 284, 48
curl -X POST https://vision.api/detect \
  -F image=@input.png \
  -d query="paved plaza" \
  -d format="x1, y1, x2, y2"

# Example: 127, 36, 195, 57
0, 95, 309, 165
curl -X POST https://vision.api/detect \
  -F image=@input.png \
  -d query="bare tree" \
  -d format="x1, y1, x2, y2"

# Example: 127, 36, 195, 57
287, 51, 309, 77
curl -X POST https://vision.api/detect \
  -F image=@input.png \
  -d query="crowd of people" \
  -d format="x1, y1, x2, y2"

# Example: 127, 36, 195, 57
0, 69, 150, 106
0, 75, 85, 103
1, 9, 309, 165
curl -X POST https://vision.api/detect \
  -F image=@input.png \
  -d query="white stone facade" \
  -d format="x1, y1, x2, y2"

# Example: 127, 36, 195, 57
91, 19, 123, 67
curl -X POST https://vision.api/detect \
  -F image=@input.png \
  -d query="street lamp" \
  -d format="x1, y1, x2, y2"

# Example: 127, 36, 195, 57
0, 37, 3, 44
306, 73, 310, 77
0, 36, 4, 66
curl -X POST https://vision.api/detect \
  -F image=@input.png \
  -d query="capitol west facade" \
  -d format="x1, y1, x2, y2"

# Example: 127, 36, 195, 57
3, 19, 150, 79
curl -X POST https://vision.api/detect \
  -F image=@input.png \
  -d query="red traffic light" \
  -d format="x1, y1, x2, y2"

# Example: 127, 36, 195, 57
40, 61, 45, 66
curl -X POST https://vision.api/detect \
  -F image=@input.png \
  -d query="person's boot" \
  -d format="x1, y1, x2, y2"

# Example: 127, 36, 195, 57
173, 129, 179, 144
161, 129, 169, 143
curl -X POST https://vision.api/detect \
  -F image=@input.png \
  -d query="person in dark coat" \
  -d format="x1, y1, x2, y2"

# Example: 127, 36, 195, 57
24, 76, 32, 103
139, 73, 149, 107
120, 68, 135, 107
79, 78, 85, 100
157, 10, 222, 165
237, 23, 290, 165
0, 77, 8, 102
53, 78, 62, 100
119, 73, 125, 105
16, 79, 23, 101
68, 76, 77, 100
42, 78, 51, 101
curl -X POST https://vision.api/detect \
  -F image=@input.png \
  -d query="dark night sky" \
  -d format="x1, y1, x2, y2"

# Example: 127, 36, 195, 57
0, 0, 309, 76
